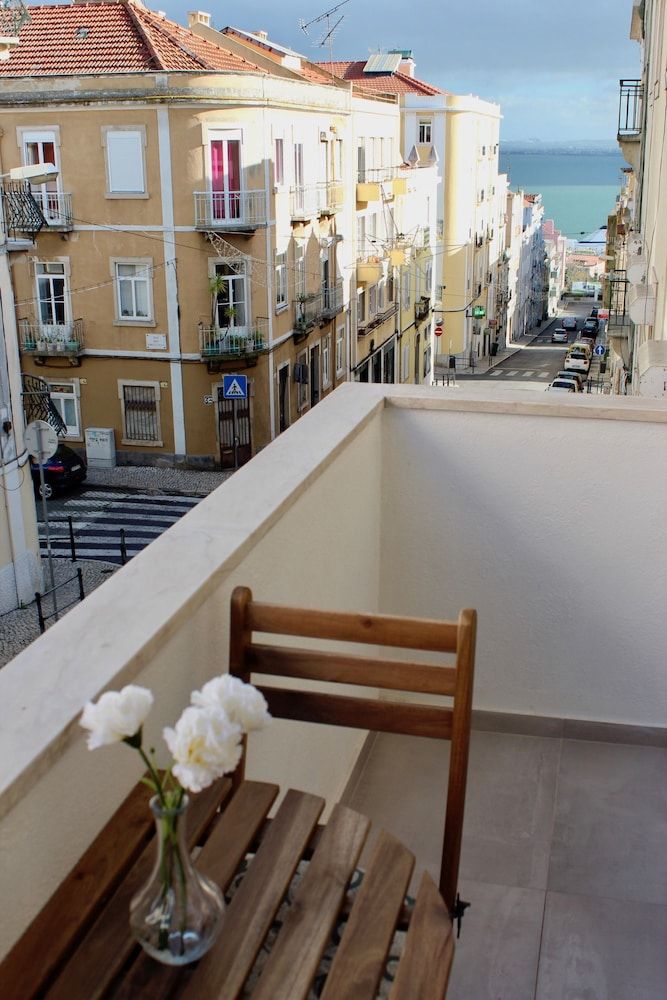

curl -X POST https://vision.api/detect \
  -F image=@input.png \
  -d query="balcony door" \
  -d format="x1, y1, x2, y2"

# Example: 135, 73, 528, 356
209, 131, 241, 221
36, 261, 69, 330
293, 142, 305, 213
213, 261, 247, 331
23, 131, 60, 223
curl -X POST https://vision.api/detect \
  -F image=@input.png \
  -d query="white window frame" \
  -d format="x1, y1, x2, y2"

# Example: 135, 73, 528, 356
117, 379, 162, 447
111, 257, 154, 325
48, 378, 81, 439
402, 343, 410, 383
275, 250, 288, 311
208, 256, 250, 329
336, 325, 345, 378
35, 258, 71, 328
274, 137, 285, 187
294, 242, 306, 300
418, 119, 432, 144
101, 126, 147, 198
402, 270, 411, 309
322, 335, 331, 389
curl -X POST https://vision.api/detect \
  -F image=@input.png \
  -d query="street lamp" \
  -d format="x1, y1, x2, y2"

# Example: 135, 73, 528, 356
6, 163, 58, 185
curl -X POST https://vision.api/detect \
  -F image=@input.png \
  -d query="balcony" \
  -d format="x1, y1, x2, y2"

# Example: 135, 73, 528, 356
18, 318, 85, 364
31, 191, 73, 232
1, 386, 665, 993
605, 270, 632, 338
290, 185, 319, 222
357, 300, 398, 336
415, 295, 431, 322
356, 167, 396, 203
199, 318, 268, 370
316, 181, 344, 215
293, 282, 344, 341
193, 190, 267, 232
0, 179, 44, 244
617, 80, 643, 170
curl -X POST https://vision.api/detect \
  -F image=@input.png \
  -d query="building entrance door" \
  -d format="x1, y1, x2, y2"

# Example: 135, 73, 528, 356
217, 389, 251, 470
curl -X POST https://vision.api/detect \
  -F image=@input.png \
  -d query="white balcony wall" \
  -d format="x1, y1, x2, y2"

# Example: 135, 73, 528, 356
0, 384, 666, 957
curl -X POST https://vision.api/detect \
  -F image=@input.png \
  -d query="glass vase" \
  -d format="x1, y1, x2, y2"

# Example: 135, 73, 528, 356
129, 795, 225, 965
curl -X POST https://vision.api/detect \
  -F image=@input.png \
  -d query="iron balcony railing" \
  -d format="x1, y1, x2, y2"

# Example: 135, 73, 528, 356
357, 166, 397, 184
415, 296, 431, 322
618, 80, 643, 137
31, 191, 73, 231
606, 270, 632, 335
199, 317, 269, 359
321, 281, 344, 317
194, 190, 267, 230
358, 301, 398, 336
295, 292, 323, 331
19, 318, 85, 355
1, 180, 45, 241
316, 181, 344, 215
289, 185, 319, 221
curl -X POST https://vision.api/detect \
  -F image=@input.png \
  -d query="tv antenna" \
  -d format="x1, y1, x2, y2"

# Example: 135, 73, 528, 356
299, 0, 350, 71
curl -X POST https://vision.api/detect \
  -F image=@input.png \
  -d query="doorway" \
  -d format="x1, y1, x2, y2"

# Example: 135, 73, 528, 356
217, 389, 252, 469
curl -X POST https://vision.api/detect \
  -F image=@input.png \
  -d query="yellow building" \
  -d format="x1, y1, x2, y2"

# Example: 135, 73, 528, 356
0, 2, 427, 469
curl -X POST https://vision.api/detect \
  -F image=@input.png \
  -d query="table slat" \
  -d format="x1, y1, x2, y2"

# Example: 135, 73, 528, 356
181, 788, 326, 1000
251, 803, 371, 1000
321, 830, 415, 1000
0, 780, 155, 1000
110, 780, 280, 1000
389, 872, 454, 1000
45, 777, 233, 1000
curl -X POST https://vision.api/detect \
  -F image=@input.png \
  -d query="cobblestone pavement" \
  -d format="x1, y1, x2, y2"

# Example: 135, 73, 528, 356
0, 557, 119, 668
86, 465, 233, 495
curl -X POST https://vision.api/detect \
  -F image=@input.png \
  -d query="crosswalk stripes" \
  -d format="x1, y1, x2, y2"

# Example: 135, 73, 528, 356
38, 490, 203, 564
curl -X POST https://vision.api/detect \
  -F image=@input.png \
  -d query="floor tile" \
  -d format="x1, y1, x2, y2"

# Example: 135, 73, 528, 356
459, 732, 561, 889
447, 880, 545, 1000
548, 741, 667, 904
536, 891, 667, 1000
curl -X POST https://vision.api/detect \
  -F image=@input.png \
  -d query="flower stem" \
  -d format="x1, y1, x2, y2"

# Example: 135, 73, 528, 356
138, 746, 166, 807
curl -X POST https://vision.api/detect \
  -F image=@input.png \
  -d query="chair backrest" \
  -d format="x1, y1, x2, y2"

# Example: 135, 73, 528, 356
229, 585, 477, 915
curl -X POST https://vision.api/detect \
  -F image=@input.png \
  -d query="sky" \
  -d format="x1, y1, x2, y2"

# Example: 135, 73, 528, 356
137, 0, 639, 142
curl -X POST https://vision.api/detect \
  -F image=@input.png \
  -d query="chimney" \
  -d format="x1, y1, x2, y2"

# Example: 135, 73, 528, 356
187, 11, 211, 28
254, 30, 269, 42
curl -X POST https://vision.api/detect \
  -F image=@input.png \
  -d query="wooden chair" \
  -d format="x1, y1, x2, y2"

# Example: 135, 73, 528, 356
229, 586, 477, 920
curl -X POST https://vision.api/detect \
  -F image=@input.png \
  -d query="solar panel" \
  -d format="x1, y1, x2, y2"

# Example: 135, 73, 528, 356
363, 53, 402, 74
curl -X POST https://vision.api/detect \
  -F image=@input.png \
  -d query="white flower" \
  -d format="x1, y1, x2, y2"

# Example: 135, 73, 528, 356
163, 706, 242, 793
191, 675, 270, 732
80, 685, 154, 749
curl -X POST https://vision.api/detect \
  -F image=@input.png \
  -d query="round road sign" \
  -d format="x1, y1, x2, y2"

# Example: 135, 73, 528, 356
24, 420, 59, 462
593, 344, 605, 357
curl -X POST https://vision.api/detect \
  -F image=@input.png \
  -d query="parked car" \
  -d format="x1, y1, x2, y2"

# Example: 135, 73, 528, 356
553, 375, 582, 392
30, 443, 87, 500
564, 349, 591, 375
551, 327, 568, 344
556, 370, 585, 389
561, 317, 578, 332
570, 341, 593, 357
590, 307, 599, 318
579, 336, 595, 353
583, 317, 599, 336
547, 379, 577, 392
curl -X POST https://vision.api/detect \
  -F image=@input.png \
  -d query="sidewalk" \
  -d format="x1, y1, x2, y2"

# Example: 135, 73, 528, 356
86, 464, 233, 495
434, 316, 555, 381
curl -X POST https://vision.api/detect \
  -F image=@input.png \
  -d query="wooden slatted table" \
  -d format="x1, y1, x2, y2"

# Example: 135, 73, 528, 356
0, 779, 455, 1000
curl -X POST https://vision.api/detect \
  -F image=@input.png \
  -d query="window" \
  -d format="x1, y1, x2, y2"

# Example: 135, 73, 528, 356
103, 127, 146, 196
418, 119, 432, 144
118, 381, 162, 445
21, 129, 60, 222
113, 260, 152, 322
212, 259, 248, 327
424, 261, 433, 297
296, 350, 308, 411
275, 251, 287, 310
402, 270, 411, 309
36, 261, 69, 326
294, 242, 306, 300
369, 284, 377, 317
322, 336, 331, 388
336, 326, 344, 377
378, 280, 385, 312
48, 379, 80, 438
274, 138, 284, 186
357, 288, 366, 326
424, 345, 431, 379
402, 344, 410, 382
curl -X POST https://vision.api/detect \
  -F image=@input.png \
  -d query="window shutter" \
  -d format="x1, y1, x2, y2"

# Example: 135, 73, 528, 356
107, 131, 144, 193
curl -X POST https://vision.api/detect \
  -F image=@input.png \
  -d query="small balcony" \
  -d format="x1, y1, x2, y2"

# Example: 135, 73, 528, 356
290, 185, 319, 222
199, 318, 268, 370
617, 80, 643, 170
316, 181, 344, 215
358, 301, 398, 337
31, 191, 73, 232
606, 271, 632, 338
415, 296, 431, 322
1, 179, 45, 244
356, 167, 396, 203
194, 190, 267, 232
321, 280, 344, 318
19, 318, 85, 364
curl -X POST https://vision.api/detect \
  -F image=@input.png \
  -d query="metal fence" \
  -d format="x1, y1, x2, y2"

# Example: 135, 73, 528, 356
618, 80, 643, 136
122, 384, 159, 442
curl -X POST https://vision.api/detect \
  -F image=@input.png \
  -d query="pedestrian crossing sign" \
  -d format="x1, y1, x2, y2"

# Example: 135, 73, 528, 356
222, 374, 248, 399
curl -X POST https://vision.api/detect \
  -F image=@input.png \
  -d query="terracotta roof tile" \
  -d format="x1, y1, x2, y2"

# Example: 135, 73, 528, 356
317, 59, 444, 96
221, 27, 334, 85
0, 2, 265, 77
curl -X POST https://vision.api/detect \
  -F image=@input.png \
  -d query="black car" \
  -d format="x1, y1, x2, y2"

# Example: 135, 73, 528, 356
30, 443, 87, 499
582, 317, 599, 336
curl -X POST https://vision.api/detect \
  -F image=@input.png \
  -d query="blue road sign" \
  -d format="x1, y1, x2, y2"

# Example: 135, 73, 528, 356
593, 344, 605, 357
222, 374, 248, 399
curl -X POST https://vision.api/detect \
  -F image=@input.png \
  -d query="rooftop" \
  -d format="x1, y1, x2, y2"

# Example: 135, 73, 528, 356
316, 59, 445, 96
0, 1, 265, 76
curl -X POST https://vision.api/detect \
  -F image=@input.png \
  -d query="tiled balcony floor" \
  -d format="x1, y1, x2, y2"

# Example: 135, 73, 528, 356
345, 731, 667, 1000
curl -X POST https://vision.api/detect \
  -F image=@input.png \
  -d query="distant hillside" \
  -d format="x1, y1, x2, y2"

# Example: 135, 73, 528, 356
501, 140, 620, 156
